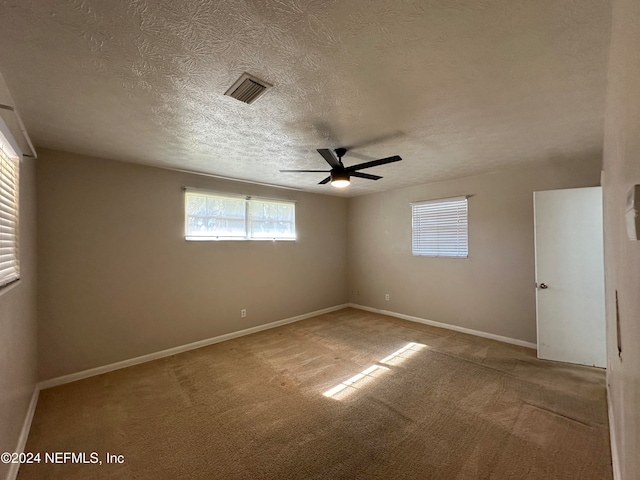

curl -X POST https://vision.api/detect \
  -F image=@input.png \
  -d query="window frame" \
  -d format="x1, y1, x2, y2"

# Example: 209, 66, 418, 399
411, 195, 468, 258
184, 188, 296, 242
0, 134, 20, 289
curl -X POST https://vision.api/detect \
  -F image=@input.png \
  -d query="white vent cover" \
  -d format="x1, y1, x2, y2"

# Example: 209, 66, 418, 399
224, 73, 272, 104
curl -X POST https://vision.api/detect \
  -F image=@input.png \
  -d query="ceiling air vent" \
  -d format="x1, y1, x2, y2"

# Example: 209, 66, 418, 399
224, 73, 272, 104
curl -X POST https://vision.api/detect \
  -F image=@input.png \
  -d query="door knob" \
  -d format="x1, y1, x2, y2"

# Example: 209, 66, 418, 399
539, 283, 548, 289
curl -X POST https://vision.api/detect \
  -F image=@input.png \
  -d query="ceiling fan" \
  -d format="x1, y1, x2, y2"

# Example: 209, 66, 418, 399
280, 148, 402, 188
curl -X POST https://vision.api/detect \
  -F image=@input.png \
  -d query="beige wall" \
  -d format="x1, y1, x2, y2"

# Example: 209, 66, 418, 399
347, 156, 602, 344
602, 0, 640, 477
36, 149, 348, 380
0, 157, 37, 480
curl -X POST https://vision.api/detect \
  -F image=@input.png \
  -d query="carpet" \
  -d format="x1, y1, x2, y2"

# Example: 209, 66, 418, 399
17, 308, 612, 479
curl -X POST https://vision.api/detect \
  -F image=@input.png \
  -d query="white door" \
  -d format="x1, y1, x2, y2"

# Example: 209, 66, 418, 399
534, 186, 606, 367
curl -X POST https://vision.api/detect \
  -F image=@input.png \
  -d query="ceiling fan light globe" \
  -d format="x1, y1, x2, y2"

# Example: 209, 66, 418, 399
331, 179, 350, 188
330, 170, 350, 188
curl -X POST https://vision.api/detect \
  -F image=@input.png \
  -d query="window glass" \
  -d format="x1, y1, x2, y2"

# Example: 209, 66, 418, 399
186, 193, 246, 239
249, 199, 295, 239
185, 190, 295, 241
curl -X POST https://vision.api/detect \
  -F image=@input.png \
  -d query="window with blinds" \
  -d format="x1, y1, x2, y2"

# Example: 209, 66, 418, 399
0, 142, 19, 287
411, 196, 468, 258
185, 190, 295, 241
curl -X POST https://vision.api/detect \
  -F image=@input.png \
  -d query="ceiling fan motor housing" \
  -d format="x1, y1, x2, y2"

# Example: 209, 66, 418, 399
330, 169, 350, 183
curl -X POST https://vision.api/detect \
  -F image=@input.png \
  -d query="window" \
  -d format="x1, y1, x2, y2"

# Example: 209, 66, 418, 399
0, 137, 19, 287
185, 189, 295, 241
411, 196, 468, 258
248, 198, 296, 239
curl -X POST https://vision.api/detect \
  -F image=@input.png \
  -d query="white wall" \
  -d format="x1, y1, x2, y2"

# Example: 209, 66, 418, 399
0, 157, 37, 480
348, 156, 602, 344
602, 0, 640, 477
36, 149, 348, 380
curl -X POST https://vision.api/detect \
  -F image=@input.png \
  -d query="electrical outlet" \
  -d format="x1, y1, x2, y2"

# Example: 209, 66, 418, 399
385, 293, 390, 301
241, 309, 246, 318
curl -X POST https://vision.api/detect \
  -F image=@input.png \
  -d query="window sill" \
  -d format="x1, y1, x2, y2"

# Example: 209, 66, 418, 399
0, 278, 21, 297
185, 237, 297, 242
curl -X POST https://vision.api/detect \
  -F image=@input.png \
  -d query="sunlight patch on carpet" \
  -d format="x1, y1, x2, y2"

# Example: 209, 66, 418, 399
380, 342, 427, 366
323, 342, 427, 400
323, 364, 390, 399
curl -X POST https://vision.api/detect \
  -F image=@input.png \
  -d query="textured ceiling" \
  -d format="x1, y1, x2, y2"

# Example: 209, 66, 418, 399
0, 0, 611, 197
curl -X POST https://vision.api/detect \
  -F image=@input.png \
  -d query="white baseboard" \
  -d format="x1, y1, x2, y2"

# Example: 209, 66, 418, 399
6, 387, 39, 480
607, 384, 621, 480
39, 304, 349, 390
349, 303, 537, 350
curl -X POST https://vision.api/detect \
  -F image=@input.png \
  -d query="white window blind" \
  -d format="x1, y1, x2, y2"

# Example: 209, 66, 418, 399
0, 142, 19, 287
248, 198, 296, 239
411, 196, 468, 258
185, 190, 296, 241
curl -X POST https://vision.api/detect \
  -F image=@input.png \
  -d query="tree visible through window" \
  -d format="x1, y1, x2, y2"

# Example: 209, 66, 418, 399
184, 190, 296, 241
411, 196, 468, 258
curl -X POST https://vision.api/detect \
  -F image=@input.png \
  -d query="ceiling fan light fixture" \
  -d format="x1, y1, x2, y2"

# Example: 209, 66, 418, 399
331, 170, 350, 188
280, 147, 401, 188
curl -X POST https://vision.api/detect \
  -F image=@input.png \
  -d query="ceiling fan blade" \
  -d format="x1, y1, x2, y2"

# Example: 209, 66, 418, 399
318, 176, 331, 184
280, 169, 330, 172
317, 148, 342, 168
351, 172, 382, 181
345, 155, 402, 172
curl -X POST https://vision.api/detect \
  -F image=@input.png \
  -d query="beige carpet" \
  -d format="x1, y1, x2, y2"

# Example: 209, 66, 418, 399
18, 308, 612, 479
